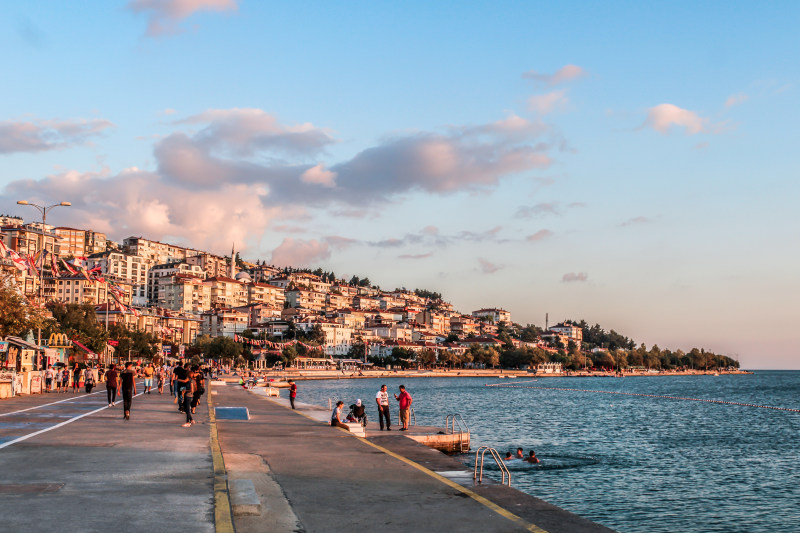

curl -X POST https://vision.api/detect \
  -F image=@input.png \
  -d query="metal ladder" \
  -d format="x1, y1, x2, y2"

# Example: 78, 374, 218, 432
444, 413, 470, 453
473, 446, 511, 486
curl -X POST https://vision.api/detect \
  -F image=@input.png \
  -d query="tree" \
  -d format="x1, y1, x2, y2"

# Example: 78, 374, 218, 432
206, 336, 243, 365
0, 281, 49, 338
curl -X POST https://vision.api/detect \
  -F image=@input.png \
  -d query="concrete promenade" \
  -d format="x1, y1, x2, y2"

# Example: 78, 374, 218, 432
0, 381, 614, 533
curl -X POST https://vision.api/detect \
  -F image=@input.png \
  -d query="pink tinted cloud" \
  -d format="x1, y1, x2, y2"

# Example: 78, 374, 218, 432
0, 117, 113, 154
479, 258, 502, 274
724, 93, 749, 108
642, 104, 708, 135
270, 238, 330, 267
523, 65, 587, 86
301, 164, 337, 187
399, 252, 433, 260
527, 90, 569, 114
128, 0, 237, 36
562, 272, 588, 283
526, 229, 553, 242
621, 216, 650, 226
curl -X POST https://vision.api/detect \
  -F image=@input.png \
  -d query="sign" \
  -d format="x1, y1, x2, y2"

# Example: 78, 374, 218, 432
0, 371, 14, 383
179, 344, 185, 356
162, 346, 171, 354
47, 333, 72, 348
30, 374, 42, 394
0, 341, 8, 353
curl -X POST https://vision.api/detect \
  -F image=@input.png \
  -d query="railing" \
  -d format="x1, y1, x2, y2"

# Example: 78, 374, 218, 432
444, 413, 470, 453
473, 446, 511, 486
327, 395, 339, 410
410, 406, 417, 426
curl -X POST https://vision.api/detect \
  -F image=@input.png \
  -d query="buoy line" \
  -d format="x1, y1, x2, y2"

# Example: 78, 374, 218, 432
484, 384, 800, 412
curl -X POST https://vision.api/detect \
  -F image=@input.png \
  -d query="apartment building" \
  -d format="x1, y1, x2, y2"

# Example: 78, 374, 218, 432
204, 276, 248, 309
247, 282, 286, 308
285, 288, 326, 311
186, 252, 229, 279
472, 308, 512, 325
147, 262, 205, 304
54, 275, 108, 305
86, 251, 148, 304
548, 322, 583, 343
200, 308, 249, 338
158, 274, 211, 313
123, 237, 199, 269
450, 314, 481, 337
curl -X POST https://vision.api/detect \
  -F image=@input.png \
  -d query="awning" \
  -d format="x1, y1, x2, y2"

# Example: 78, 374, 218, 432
5, 336, 43, 351
71, 339, 97, 358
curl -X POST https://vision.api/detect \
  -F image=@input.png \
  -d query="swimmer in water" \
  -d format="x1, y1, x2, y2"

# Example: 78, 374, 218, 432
503, 452, 514, 461
524, 450, 540, 464
516, 447, 524, 459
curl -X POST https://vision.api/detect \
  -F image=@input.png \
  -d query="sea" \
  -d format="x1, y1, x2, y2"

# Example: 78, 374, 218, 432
295, 370, 800, 533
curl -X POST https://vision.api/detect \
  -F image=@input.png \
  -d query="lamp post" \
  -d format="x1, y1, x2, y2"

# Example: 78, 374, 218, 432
16, 200, 71, 356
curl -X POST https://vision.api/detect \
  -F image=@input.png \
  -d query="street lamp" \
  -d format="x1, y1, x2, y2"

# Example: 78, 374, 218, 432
16, 200, 71, 358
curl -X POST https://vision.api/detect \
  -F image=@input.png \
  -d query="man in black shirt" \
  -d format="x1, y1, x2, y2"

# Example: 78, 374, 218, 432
173, 363, 189, 413
121, 361, 137, 420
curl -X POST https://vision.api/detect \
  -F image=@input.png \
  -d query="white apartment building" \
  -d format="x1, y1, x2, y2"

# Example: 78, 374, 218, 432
549, 322, 583, 343
147, 262, 205, 304
472, 308, 512, 325
158, 274, 211, 313
248, 282, 286, 308
204, 276, 248, 309
285, 288, 326, 311
186, 252, 229, 279
200, 308, 249, 338
54, 275, 109, 305
123, 237, 199, 270
87, 251, 148, 304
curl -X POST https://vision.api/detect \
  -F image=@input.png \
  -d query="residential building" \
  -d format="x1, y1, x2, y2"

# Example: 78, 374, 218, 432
86, 251, 148, 304
53, 275, 109, 305
450, 314, 481, 337
158, 274, 211, 313
353, 295, 380, 310
186, 252, 229, 279
415, 309, 451, 335
123, 237, 199, 270
247, 282, 286, 308
200, 308, 249, 338
54, 227, 87, 257
147, 262, 205, 304
549, 322, 583, 344
472, 308, 512, 325
204, 276, 248, 309
285, 288, 326, 311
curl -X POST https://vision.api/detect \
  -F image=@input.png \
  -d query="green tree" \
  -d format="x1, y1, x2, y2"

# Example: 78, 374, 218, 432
0, 281, 49, 338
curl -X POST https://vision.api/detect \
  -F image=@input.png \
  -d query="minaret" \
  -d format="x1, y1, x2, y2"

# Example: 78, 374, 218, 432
230, 243, 236, 278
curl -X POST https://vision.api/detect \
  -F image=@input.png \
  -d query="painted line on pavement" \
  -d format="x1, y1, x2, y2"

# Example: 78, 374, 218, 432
262, 394, 547, 532
0, 387, 145, 450
207, 387, 235, 533
0, 389, 107, 417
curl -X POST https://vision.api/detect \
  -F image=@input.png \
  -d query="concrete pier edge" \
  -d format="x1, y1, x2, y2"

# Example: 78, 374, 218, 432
208, 391, 235, 533
261, 393, 548, 533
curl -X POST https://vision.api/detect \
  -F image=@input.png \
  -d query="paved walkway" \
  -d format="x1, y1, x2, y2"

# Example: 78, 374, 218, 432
0, 384, 213, 533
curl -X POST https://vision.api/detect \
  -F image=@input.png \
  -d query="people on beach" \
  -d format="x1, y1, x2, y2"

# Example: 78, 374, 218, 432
106, 364, 118, 406
376, 384, 391, 431
330, 400, 348, 429
120, 361, 137, 420
288, 379, 297, 409
394, 385, 413, 431
524, 451, 540, 464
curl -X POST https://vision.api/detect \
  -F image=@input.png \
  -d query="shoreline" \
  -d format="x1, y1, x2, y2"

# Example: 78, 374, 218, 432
258, 368, 752, 382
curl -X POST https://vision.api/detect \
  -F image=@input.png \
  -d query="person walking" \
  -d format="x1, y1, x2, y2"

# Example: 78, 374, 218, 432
120, 361, 136, 420
174, 362, 190, 413
60, 368, 70, 393
288, 379, 297, 409
71, 364, 81, 393
190, 365, 204, 414
143, 363, 154, 394
105, 364, 118, 406
157, 366, 165, 394
181, 367, 197, 427
44, 365, 54, 393
84, 366, 95, 393
376, 384, 391, 431
394, 385, 413, 431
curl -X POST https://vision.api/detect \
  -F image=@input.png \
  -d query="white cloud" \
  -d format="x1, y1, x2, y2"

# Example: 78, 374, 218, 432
128, 0, 237, 37
642, 104, 708, 135
526, 229, 553, 242
523, 65, 587, 86
269, 238, 330, 268
478, 258, 502, 274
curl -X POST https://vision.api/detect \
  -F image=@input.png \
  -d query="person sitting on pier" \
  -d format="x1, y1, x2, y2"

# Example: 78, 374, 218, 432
524, 450, 540, 464
348, 399, 367, 427
331, 401, 349, 429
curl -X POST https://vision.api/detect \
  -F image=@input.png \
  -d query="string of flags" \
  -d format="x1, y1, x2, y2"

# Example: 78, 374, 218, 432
232, 334, 322, 351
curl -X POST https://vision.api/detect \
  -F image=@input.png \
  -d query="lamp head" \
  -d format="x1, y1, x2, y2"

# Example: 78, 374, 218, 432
16, 200, 29, 205
59, 202, 71, 207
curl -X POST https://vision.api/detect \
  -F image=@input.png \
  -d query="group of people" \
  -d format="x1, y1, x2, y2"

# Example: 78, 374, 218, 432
504, 447, 540, 464
43, 364, 99, 393
330, 384, 413, 431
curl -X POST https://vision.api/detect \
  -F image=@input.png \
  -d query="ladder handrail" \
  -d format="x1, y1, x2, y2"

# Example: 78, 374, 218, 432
473, 446, 511, 486
444, 413, 470, 453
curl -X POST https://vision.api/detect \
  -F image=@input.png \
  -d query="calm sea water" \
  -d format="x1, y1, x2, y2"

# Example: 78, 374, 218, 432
296, 371, 800, 533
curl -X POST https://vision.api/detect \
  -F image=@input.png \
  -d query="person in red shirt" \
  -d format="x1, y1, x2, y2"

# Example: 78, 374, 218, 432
105, 364, 119, 407
394, 385, 413, 431
288, 379, 297, 409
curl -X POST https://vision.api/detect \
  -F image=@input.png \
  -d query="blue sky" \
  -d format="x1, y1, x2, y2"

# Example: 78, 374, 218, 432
1, 1, 798, 368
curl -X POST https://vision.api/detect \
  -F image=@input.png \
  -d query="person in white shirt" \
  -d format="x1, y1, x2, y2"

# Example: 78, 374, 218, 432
375, 384, 391, 431
45, 366, 55, 392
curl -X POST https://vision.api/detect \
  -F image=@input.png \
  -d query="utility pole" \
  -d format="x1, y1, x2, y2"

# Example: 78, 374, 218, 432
16, 200, 71, 365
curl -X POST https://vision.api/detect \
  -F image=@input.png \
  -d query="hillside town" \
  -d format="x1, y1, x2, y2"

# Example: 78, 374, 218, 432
1, 215, 738, 374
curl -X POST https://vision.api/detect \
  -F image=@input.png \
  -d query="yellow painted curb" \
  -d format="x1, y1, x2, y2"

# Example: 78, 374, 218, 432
208, 389, 235, 533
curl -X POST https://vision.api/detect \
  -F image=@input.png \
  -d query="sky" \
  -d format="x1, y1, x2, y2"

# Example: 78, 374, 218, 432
1, 1, 798, 368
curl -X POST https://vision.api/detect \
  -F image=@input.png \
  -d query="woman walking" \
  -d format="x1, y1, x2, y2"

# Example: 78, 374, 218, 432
190, 365, 204, 414
120, 361, 137, 420
71, 364, 81, 393
105, 364, 118, 406
181, 367, 197, 427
